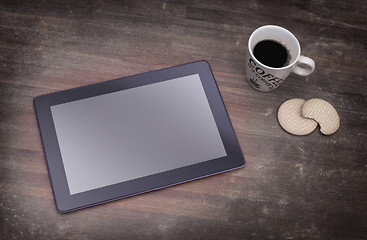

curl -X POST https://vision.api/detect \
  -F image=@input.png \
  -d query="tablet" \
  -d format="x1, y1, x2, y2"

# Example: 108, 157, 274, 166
34, 61, 245, 213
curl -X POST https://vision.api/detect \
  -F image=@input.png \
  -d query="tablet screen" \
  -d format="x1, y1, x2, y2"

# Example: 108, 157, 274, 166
50, 74, 227, 195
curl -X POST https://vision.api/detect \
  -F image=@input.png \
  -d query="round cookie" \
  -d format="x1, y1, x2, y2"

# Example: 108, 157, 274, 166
302, 98, 340, 135
277, 98, 318, 136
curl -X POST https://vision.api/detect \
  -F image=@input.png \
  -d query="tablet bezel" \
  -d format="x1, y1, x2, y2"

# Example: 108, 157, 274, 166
34, 61, 245, 213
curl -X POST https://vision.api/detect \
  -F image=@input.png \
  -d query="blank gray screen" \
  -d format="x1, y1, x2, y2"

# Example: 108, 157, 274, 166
51, 74, 227, 195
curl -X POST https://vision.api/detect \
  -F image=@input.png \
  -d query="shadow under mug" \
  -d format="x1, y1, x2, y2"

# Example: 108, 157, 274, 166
246, 25, 315, 92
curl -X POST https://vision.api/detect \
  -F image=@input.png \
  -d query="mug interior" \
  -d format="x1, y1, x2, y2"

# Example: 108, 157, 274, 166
249, 25, 301, 68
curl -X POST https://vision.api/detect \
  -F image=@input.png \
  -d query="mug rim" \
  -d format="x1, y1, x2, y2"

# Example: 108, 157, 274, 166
248, 25, 301, 71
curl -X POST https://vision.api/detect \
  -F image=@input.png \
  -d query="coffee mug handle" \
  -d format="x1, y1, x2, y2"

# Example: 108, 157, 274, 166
292, 55, 315, 76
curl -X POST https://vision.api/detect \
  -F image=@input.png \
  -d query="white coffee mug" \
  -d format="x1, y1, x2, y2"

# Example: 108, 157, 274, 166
246, 25, 315, 92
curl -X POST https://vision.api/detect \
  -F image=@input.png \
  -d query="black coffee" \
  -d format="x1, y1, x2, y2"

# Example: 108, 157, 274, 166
253, 40, 289, 68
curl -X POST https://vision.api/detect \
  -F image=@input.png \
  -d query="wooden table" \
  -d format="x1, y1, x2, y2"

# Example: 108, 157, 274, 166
1, 1, 366, 239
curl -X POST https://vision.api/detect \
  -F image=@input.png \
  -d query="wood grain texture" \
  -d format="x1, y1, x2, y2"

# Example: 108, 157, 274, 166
1, 0, 366, 239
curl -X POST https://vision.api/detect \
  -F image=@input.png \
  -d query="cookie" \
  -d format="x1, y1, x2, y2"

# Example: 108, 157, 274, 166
302, 98, 340, 135
277, 98, 318, 136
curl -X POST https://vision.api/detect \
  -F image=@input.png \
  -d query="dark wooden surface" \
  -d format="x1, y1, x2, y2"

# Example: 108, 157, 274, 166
1, 0, 367, 239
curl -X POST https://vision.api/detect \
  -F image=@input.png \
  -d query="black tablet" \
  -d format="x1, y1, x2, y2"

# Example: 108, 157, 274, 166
34, 61, 245, 213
